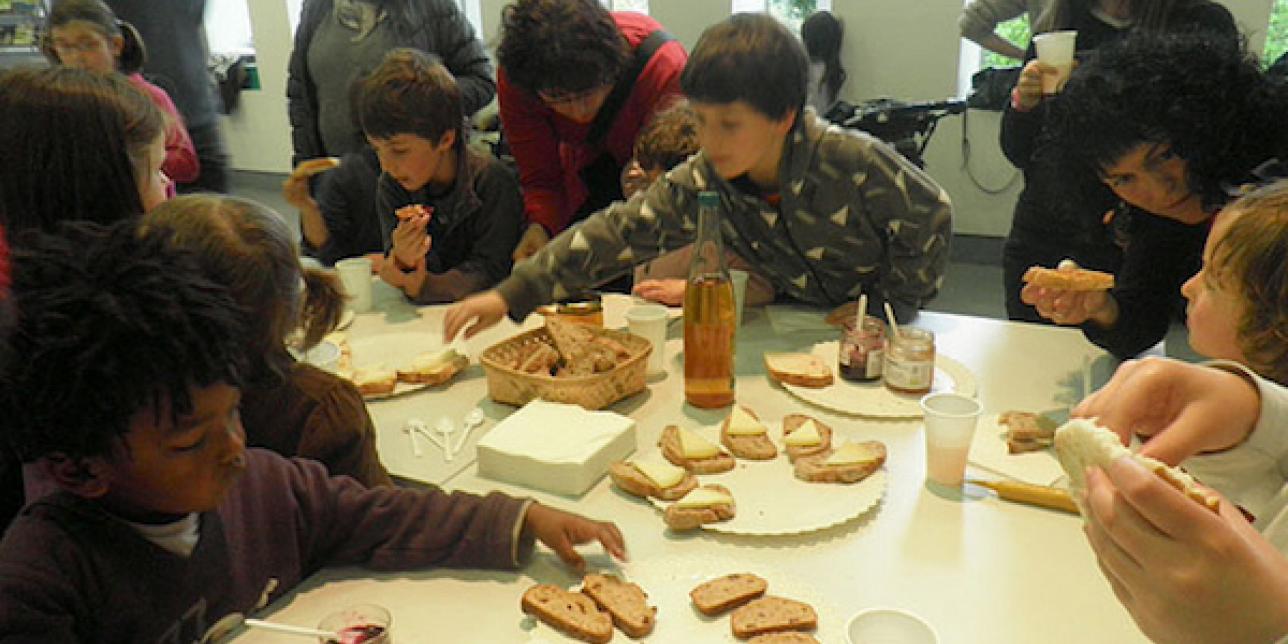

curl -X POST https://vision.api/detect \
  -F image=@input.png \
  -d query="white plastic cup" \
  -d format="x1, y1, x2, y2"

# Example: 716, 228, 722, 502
316, 603, 392, 643
626, 304, 668, 376
1033, 30, 1077, 94
335, 256, 374, 313
920, 392, 982, 487
847, 608, 938, 644
729, 269, 749, 327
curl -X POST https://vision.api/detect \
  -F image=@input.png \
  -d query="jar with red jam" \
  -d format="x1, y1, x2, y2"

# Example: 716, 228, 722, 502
838, 317, 886, 382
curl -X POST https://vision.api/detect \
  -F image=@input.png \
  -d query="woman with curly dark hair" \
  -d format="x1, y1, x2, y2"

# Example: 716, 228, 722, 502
1023, 31, 1288, 359
496, 0, 687, 263
999, 0, 1236, 326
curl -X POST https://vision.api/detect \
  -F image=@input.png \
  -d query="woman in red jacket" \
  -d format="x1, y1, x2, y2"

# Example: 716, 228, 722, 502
497, 0, 687, 262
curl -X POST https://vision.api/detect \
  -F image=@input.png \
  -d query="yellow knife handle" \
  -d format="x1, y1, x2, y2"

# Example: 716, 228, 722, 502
981, 480, 1080, 514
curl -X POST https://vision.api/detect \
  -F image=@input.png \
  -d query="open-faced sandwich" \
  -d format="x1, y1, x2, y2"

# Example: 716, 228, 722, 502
763, 352, 833, 388
781, 414, 833, 462
721, 405, 778, 460
395, 348, 468, 385
609, 457, 699, 501
999, 410, 1057, 454
659, 425, 736, 474
664, 484, 736, 531
1022, 265, 1115, 291
793, 441, 886, 484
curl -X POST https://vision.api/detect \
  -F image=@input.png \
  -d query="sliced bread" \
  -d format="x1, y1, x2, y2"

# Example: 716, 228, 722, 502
748, 633, 821, 643
721, 406, 777, 460
396, 349, 468, 385
581, 573, 657, 638
763, 353, 833, 388
659, 425, 736, 474
690, 573, 768, 616
608, 461, 698, 501
521, 584, 613, 644
781, 414, 833, 462
730, 596, 818, 639
793, 441, 886, 484
663, 484, 736, 531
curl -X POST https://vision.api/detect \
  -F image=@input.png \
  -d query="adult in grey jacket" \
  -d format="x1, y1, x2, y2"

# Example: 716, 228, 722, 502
287, 0, 494, 166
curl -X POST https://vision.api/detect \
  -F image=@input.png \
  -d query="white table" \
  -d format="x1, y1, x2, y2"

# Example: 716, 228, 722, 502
236, 295, 1146, 644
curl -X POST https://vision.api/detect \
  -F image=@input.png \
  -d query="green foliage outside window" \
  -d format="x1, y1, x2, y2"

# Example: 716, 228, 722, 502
980, 15, 1031, 69
768, 0, 816, 33
1266, 0, 1288, 66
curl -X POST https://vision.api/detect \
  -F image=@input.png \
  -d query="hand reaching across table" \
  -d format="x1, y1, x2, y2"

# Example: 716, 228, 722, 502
444, 290, 509, 342
522, 503, 627, 573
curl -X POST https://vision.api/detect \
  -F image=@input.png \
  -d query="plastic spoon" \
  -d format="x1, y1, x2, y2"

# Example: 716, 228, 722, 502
243, 618, 340, 640
435, 417, 458, 462
401, 424, 423, 458
452, 408, 485, 456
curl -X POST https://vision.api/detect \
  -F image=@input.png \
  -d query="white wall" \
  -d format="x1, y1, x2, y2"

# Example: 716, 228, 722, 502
227, 0, 1275, 235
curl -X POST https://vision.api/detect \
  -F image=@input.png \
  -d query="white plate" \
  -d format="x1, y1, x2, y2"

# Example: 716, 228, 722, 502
525, 553, 846, 643
967, 414, 1065, 487
347, 332, 450, 400
781, 341, 978, 418
642, 425, 886, 536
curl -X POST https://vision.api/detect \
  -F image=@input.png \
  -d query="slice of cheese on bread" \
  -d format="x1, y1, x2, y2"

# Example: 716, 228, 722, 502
726, 406, 767, 436
659, 425, 735, 474
664, 484, 736, 531
784, 419, 822, 447
679, 426, 721, 458
763, 352, 833, 388
722, 406, 777, 460
347, 365, 397, 396
1054, 418, 1219, 513
609, 458, 698, 501
396, 348, 468, 385
794, 441, 887, 484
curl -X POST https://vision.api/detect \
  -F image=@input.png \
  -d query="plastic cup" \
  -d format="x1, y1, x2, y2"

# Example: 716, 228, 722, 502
335, 256, 374, 313
317, 603, 391, 643
729, 269, 749, 327
626, 304, 668, 376
1033, 30, 1076, 94
920, 392, 982, 487
847, 608, 938, 644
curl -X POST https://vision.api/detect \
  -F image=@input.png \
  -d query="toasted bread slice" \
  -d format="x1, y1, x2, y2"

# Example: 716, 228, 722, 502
664, 484, 735, 531
748, 633, 821, 643
1022, 265, 1115, 291
730, 596, 818, 639
659, 425, 736, 474
521, 584, 613, 644
781, 414, 833, 462
581, 574, 657, 639
1000, 411, 1056, 454
793, 441, 886, 484
721, 406, 777, 460
690, 573, 768, 616
396, 349, 468, 385
347, 366, 396, 396
545, 317, 598, 374
763, 353, 833, 388
609, 461, 698, 501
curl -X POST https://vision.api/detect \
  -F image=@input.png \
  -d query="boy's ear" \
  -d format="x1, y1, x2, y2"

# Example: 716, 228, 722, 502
436, 129, 457, 151
773, 108, 798, 136
43, 453, 112, 499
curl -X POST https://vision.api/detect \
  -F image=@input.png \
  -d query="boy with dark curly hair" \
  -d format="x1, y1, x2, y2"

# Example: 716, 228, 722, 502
1022, 32, 1288, 359
496, 0, 688, 262
362, 48, 523, 304
0, 221, 624, 641
446, 13, 952, 340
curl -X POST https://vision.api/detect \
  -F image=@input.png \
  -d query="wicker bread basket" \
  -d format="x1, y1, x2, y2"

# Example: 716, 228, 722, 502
479, 326, 652, 410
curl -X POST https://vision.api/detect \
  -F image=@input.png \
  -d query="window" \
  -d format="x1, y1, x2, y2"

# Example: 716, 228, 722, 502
980, 15, 1030, 69
729, 0, 831, 33
599, 0, 649, 13
1266, 0, 1288, 65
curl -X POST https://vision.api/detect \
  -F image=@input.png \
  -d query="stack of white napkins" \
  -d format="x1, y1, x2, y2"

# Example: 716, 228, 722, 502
476, 400, 637, 496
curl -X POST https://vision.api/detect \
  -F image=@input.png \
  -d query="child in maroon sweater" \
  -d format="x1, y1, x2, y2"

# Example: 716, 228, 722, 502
0, 221, 625, 642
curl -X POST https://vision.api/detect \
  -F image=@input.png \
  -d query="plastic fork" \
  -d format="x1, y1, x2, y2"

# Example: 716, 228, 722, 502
435, 417, 459, 462
402, 423, 423, 458
452, 408, 486, 456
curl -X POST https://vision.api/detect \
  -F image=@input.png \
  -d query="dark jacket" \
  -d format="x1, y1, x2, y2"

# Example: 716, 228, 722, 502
377, 148, 523, 303
287, 0, 495, 165
0, 449, 531, 642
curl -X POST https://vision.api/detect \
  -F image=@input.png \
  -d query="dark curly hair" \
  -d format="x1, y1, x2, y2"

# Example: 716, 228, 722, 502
0, 66, 163, 233
1044, 32, 1288, 213
1208, 181, 1288, 385
0, 220, 246, 462
360, 48, 464, 146
141, 195, 345, 388
634, 99, 698, 172
682, 13, 807, 121
496, 0, 629, 96
43, 0, 146, 74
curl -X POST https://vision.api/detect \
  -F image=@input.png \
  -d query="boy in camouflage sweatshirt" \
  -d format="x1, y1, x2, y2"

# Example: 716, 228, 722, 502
445, 13, 951, 339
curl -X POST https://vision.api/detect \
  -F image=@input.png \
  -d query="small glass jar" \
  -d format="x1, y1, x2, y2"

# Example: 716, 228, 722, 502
838, 317, 886, 382
884, 327, 935, 394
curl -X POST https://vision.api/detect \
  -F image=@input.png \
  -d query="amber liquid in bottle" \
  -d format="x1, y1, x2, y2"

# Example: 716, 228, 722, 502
683, 191, 736, 408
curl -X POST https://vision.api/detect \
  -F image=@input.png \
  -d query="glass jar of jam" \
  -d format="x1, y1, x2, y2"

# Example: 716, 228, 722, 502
838, 317, 886, 381
884, 327, 935, 394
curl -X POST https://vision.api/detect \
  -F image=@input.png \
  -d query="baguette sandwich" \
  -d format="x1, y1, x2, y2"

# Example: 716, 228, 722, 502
659, 425, 735, 474
1053, 418, 1220, 513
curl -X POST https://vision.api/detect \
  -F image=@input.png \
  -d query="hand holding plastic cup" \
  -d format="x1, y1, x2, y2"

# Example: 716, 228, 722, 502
317, 603, 391, 643
729, 269, 750, 327
626, 304, 668, 376
335, 256, 374, 313
920, 392, 982, 487
1033, 30, 1077, 94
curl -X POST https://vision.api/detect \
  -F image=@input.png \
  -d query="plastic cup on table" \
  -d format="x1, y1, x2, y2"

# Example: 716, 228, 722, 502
335, 256, 374, 313
729, 269, 749, 327
1033, 30, 1077, 94
919, 392, 982, 487
626, 304, 668, 376
847, 608, 939, 644
316, 603, 391, 643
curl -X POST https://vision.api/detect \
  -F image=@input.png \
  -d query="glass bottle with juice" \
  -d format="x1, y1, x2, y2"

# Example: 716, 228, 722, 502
683, 191, 736, 408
